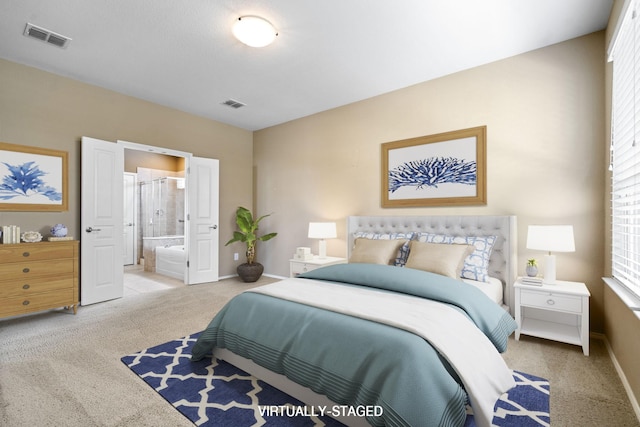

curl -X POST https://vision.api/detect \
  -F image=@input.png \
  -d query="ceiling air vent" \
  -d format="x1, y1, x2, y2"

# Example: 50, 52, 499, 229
221, 99, 246, 109
24, 23, 72, 49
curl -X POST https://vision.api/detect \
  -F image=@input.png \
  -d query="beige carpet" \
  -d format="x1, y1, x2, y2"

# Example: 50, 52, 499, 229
0, 274, 638, 427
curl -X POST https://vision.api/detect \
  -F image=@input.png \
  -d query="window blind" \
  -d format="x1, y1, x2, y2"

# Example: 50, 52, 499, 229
611, 0, 640, 299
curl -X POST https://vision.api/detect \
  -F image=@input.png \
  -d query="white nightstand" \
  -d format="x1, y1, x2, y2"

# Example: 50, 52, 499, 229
514, 278, 590, 356
289, 256, 346, 277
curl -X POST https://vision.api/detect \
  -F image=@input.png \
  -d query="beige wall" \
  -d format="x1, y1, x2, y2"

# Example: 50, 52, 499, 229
604, 0, 640, 411
0, 58, 253, 278
255, 32, 606, 331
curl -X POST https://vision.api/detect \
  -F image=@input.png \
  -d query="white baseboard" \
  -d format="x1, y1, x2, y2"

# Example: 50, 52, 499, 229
219, 273, 287, 280
592, 332, 640, 422
263, 273, 287, 280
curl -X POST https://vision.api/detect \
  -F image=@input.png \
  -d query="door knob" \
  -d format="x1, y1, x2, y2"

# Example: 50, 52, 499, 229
209, 225, 218, 230
86, 227, 102, 233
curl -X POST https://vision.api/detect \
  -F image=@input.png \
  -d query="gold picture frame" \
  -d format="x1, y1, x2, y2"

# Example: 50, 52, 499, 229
0, 142, 69, 211
381, 126, 486, 207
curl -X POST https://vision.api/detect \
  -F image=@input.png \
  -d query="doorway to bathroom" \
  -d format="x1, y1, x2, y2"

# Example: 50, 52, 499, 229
81, 137, 219, 306
123, 149, 187, 292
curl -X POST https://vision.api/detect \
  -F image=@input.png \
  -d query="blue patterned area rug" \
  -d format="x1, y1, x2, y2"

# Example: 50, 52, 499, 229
122, 333, 550, 427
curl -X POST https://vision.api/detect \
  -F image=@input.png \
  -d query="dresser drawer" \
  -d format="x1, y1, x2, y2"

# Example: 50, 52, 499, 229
0, 243, 74, 263
0, 275, 74, 298
520, 290, 582, 314
0, 259, 75, 280
0, 289, 75, 318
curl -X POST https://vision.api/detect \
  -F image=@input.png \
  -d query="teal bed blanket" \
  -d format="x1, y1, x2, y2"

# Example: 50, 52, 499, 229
301, 263, 516, 353
191, 264, 517, 427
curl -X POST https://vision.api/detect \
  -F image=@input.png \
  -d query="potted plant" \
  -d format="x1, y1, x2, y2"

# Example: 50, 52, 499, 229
526, 258, 538, 277
226, 206, 277, 282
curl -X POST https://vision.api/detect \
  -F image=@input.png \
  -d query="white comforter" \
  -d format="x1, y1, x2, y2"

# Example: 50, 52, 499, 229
250, 278, 515, 427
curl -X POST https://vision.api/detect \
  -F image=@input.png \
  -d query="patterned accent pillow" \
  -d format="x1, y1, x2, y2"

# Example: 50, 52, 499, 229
353, 232, 414, 266
413, 233, 497, 282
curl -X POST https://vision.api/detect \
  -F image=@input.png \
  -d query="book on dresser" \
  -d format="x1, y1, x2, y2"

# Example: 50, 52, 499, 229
0, 240, 79, 318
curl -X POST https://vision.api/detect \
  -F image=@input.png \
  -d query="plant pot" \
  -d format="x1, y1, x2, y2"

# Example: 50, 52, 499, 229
237, 262, 264, 283
526, 266, 538, 277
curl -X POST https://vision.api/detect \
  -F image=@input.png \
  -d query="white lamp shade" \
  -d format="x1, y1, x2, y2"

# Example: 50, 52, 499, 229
308, 222, 337, 239
526, 225, 575, 253
232, 16, 277, 47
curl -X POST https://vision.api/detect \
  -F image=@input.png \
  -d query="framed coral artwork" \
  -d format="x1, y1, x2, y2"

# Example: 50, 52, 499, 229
0, 142, 68, 211
381, 126, 486, 207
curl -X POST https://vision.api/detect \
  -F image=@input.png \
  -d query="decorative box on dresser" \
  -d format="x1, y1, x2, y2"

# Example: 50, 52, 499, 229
289, 256, 347, 277
0, 240, 79, 318
514, 278, 590, 355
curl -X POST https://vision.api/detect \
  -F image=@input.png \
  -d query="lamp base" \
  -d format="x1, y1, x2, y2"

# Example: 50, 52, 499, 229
542, 254, 556, 284
318, 239, 327, 259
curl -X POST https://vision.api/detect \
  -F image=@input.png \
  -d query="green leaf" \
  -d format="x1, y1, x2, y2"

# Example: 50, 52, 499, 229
258, 232, 277, 242
225, 231, 246, 246
236, 207, 253, 232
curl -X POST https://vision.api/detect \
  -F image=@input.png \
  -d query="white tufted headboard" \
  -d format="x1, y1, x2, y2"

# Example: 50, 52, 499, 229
347, 215, 517, 313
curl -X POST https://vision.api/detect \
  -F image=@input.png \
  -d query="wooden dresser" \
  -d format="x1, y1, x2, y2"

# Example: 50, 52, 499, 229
0, 240, 79, 318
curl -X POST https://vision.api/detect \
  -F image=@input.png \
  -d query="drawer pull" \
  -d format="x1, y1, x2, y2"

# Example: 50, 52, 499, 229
22, 268, 30, 273
22, 284, 30, 290
23, 252, 30, 257
547, 299, 555, 305
22, 300, 30, 306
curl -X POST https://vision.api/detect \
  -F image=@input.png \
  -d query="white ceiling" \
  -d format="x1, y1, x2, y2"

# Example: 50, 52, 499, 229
0, 1, 613, 131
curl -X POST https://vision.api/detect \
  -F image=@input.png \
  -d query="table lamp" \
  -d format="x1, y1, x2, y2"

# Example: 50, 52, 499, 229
308, 222, 337, 259
526, 225, 575, 284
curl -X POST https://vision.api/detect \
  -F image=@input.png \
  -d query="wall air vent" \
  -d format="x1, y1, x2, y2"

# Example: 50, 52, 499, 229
24, 23, 72, 49
221, 99, 246, 109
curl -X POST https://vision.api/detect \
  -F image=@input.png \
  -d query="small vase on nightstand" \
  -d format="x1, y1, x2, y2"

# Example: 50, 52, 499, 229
526, 259, 538, 277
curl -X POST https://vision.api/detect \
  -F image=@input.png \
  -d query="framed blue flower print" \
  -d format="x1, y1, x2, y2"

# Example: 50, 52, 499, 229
381, 126, 486, 207
0, 142, 68, 211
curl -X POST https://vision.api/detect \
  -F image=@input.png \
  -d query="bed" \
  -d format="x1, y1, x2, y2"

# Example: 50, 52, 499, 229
346, 215, 517, 313
191, 215, 518, 427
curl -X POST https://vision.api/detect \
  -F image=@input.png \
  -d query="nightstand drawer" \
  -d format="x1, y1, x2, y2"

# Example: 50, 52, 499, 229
291, 262, 314, 275
520, 290, 582, 313
289, 257, 347, 277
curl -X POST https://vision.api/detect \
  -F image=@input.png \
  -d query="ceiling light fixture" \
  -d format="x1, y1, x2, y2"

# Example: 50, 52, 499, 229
232, 16, 277, 48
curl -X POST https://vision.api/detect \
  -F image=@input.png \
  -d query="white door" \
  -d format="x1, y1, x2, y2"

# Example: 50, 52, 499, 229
123, 173, 137, 265
187, 157, 219, 284
81, 137, 124, 305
